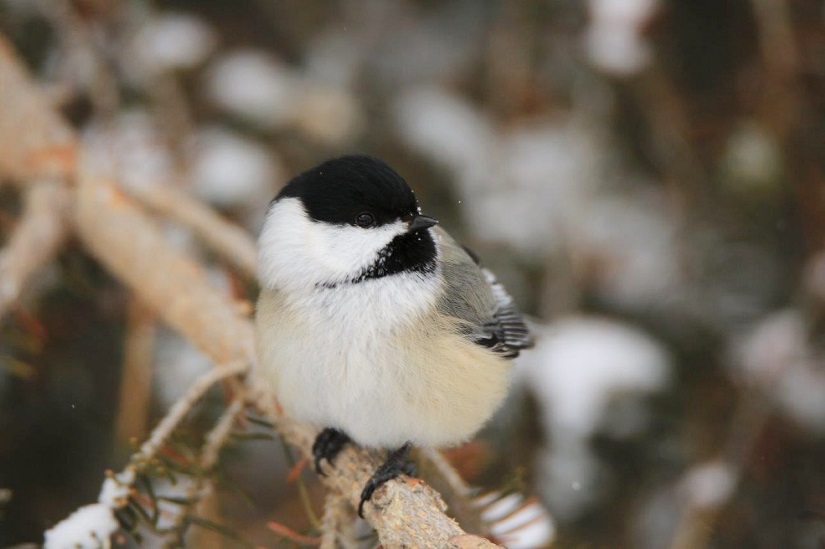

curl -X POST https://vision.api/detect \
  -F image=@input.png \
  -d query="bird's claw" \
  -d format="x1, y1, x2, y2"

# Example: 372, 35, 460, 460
312, 428, 351, 475
358, 443, 415, 518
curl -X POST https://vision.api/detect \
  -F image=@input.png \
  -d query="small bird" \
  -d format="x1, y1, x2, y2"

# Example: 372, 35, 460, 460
255, 155, 532, 517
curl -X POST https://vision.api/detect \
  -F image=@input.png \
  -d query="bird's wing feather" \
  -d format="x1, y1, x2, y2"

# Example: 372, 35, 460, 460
434, 228, 533, 358
478, 267, 534, 357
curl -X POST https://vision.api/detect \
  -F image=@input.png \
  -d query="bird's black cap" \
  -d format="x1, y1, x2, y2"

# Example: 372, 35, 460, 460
276, 155, 420, 227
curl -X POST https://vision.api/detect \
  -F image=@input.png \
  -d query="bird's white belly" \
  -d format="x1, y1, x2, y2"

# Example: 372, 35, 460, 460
255, 276, 512, 449
276, 318, 414, 446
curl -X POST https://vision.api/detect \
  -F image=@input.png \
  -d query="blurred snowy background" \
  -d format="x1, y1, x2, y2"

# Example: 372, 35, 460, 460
2, 0, 825, 547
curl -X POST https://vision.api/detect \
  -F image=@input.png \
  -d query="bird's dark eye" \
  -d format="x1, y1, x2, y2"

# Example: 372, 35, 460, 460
355, 212, 375, 228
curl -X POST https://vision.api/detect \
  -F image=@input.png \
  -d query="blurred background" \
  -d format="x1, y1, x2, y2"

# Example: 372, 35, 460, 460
1, 0, 825, 547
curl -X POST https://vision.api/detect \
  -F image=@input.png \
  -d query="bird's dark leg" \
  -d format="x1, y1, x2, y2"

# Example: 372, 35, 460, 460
358, 442, 416, 518
312, 428, 351, 475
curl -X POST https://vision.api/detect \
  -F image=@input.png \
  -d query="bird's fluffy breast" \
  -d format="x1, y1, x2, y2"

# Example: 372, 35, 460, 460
254, 273, 512, 448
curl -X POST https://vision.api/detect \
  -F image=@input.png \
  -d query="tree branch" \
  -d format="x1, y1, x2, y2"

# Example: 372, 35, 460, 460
255, 390, 502, 548
319, 493, 355, 549
74, 174, 256, 367
165, 397, 247, 547
114, 300, 157, 445
125, 181, 258, 280
0, 36, 77, 181
0, 179, 71, 320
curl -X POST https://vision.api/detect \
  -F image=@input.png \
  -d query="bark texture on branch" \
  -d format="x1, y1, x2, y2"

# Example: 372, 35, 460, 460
0, 36, 76, 181
267, 400, 500, 548
75, 174, 256, 367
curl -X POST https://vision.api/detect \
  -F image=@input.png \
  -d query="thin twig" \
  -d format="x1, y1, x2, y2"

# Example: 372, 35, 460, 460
131, 363, 247, 469
202, 398, 246, 470
278, 434, 322, 530
420, 448, 490, 537
114, 300, 157, 445
163, 397, 247, 546
0, 179, 71, 321
267, 520, 322, 546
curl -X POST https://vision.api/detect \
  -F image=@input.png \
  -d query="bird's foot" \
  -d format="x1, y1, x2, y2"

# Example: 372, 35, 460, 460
358, 443, 415, 518
312, 428, 351, 475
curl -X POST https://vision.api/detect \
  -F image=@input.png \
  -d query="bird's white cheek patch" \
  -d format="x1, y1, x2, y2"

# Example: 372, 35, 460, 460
313, 220, 405, 278
257, 198, 404, 289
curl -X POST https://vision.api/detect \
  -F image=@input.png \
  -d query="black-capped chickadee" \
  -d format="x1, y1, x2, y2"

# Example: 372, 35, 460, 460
255, 155, 533, 517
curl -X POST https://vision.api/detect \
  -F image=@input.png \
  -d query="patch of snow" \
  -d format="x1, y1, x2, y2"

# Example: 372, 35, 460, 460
477, 492, 556, 548
393, 87, 496, 174
585, 0, 659, 76
395, 86, 621, 259
721, 121, 783, 192
480, 493, 522, 522
571, 193, 680, 308
81, 110, 174, 189
205, 50, 363, 144
589, 0, 659, 24
517, 317, 670, 518
775, 364, 825, 432
205, 50, 298, 130
190, 127, 282, 209
147, 475, 198, 531
584, 23, 653, 76
734, 310, 825, 432
133, 12, 217, 73
735, 310, 806, 384
98, 468, 135, 507
679, 461, 738, 508
44, 504, 119, 549
520, 318, 670, 435
468, 124, 602, 254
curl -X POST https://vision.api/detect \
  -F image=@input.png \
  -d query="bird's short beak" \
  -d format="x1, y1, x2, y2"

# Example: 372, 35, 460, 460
407, 214, 438, 233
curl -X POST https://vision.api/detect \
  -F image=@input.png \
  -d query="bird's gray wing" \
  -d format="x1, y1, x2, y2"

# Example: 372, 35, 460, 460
434, 228, 534, 358
477, 267, 534, 357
